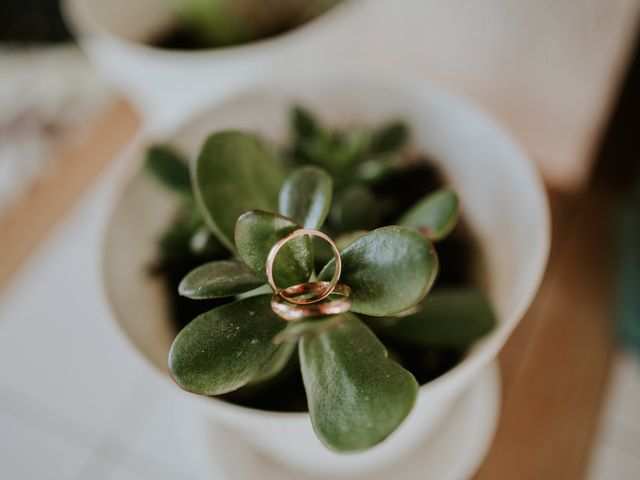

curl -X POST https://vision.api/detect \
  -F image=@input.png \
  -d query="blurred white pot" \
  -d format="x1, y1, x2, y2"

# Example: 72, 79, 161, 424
102, 76, 550, 476
63, 0, 357, 128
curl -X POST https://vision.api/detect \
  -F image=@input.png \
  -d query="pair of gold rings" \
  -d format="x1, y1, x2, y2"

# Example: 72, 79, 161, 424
266, 228, 351, 321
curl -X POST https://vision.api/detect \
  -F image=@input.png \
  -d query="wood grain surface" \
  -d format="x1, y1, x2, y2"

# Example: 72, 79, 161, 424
0, 100, 140, 290
476, 184, 617, 479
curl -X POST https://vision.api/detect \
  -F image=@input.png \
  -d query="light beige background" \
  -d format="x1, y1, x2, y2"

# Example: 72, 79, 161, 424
339, 0, 640, 190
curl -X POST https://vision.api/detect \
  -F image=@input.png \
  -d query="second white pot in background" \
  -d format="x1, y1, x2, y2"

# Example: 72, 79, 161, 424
63, 0, 358, 128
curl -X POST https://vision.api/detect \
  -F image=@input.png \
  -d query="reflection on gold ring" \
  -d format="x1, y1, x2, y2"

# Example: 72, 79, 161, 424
271, 294, 352, 321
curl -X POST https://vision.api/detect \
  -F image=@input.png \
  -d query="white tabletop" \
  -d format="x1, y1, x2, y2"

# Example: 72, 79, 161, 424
0, 147, 198, 480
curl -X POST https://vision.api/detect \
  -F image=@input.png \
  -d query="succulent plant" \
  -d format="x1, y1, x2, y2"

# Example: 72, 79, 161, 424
163, 0, 341, 47
146, 108, 496, 452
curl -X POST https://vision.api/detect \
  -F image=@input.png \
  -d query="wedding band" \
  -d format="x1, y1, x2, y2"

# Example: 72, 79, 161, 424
271, 295, 352, 321
280, 281, 351, 305
266, 228, 342, 304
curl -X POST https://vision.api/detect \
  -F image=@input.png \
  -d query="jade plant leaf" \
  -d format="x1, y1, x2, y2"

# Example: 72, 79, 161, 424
250, 341, 296, 383
188, 225, 227, 257
319, 226, 438, 316
353, 153, 404, 184
178, 260, 264, 299
291, 105, 321, 141
398, 188, 460, 241
165, 0, 251, 46
369, 120, 409, 154
334, 230, 368, 251
235, 210, 312, 288
157, 206, 203, 262
329, 184, 381, 231
376, 288, 496, 346
145, 144, 192, 196
168, 295, 287, 395
300, 315, 419, 452
194, 131, 286, 250
272, 314, 351, 344
278, 166, 333, 229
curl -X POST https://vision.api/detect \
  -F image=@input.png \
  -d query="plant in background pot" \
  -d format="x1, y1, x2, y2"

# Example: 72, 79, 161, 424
64, 0, 353, 123
162, 0, 342, 48
145, 108, 496, 452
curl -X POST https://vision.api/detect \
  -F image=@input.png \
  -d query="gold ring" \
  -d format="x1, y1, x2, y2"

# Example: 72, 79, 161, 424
265, 228, 342, 304
271, 295, 352, 321
279, 281, 351, 305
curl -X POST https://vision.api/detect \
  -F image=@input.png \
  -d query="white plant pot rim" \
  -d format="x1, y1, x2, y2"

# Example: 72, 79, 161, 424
64, 0, 361, 60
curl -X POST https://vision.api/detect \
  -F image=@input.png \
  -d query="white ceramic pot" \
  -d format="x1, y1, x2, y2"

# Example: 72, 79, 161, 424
63, 0, 358, 128
102, 76, 550, 476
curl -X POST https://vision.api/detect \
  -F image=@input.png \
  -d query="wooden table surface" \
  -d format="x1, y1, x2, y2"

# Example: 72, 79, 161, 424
476, 185, 616, 479
0, 100, 616, 479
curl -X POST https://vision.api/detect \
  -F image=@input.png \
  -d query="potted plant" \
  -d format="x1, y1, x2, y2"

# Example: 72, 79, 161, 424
63, 0, 355, 124
102, 77, 549, 475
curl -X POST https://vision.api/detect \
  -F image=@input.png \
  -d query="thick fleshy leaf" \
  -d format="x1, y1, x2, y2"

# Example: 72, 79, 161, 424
178, 260, 263, 299
273, 314, 351, 344
329, 185, 381, 231
291, 105, 321, 141
353, 153, 404, 184
193, 131, 286, 250
250, 342, 296, 383
235, 210, 312, 288
157, 205, 203, 262
165, 0, 250, 46
188, 225, 227, 257
145, 144, 192, 196
398, 188, 460, 241
278, 166, 332, 229
377, 288, 496, 346
319, 226, 437, 316
335, 230, 368, 251
333, 127, 370, 170
168, 295, 287, 395
296, 127, 368, 177
369, 120, 409, 154
300, 315, 418, 452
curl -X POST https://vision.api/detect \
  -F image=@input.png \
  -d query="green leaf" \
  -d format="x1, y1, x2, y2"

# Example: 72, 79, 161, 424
291, 105, 321, 141
273, 314, 351, 344
164, 0, 252, 46
319, 226, 437, 316
188, 225, 227, 257
398, 188, 460, 241
300, 315, 418, 452
335, 230, 368, 251
377, 288, 496, 346
278, 166, 332, 229
145, 145, 192, 196
178, 260, 264, 299
353, 153, 404, 184
369, 121, 409, 154
157, 205, 203, 263
297, 128, 368, 177
250, 342, 296, 383
334, 127, 370, 169
329, 184, 381, 231
168, 295, 287, 395
194, 131, 286, 250
235, 210, 312, 288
